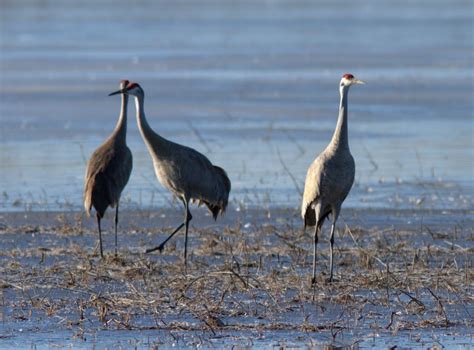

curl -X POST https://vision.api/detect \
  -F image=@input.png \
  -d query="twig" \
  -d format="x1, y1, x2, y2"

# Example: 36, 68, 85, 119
399, 289, 425, 309
140, 174, 175, 207
76, 142, 88, 166
363, 143, 378, 174
385, 311, 399, 329
187, 121, 212, 154
276, 147, 302, 196
346, 225, 387, 268
427, 288, 449, 326
282, 129, 305, 158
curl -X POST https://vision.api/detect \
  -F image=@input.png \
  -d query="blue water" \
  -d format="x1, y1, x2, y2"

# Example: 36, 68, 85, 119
0, 0, 473, 212
1, 2, 473, 348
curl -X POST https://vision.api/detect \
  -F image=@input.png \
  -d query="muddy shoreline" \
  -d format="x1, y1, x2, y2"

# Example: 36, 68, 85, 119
0, 208, 472, 348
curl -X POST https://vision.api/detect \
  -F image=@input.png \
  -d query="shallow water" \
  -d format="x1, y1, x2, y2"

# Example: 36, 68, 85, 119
0, 2, 473, 348
1, 0, 473, 212
0, 208, 472, 349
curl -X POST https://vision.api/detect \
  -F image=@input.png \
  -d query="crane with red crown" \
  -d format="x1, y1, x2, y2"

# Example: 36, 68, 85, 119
301, 73, 365, 284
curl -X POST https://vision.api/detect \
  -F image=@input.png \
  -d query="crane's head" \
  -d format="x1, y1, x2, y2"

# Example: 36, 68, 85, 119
119, 80, 130, 90
340, 73, 365, 89
109, 81, 144, 98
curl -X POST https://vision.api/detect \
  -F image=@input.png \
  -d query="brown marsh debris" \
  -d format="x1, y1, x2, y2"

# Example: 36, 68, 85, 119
0, 209, 472, 347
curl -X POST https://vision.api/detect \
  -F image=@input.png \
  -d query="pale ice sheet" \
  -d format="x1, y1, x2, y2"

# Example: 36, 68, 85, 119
0, 0, 473, 212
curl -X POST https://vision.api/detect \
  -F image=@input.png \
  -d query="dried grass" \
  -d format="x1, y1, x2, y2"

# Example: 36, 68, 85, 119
0, 209, 472, 347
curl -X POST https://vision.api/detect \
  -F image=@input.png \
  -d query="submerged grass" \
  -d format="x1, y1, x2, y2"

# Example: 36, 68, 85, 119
0, 209, 472, 348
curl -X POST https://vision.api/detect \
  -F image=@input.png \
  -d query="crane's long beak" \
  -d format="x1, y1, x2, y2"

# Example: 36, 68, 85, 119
353, 79, 366, 85
108, 88, 126, 96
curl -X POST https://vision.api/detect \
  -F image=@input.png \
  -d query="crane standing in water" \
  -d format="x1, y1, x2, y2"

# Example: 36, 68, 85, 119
109, 82, 230, 268
301, 73, 365, 284
84, 80, 133, 258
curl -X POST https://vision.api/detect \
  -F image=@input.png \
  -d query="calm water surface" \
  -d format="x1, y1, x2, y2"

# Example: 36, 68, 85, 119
0, 0, 473, 212
0, 2, 473, 348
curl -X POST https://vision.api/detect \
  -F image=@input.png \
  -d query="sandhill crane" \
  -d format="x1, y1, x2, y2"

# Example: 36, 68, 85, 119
109, 82, 231, 267
301, 73, 365, 284
84, 80, 133, 258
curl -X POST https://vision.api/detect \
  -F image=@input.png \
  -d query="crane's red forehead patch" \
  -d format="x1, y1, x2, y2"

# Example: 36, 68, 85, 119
342, 73, 354, 80
127, 82, 139, 89
120, 79, 129, 86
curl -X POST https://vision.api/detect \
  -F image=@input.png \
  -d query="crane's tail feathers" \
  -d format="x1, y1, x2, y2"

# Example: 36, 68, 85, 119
84, 194, 107, 219
304, 209, 330, 230
303, 207, 316, 227
213, 166, 231, 195
84, 196, 92, 218
208, 202, 221, 220
202, 200, 227, 220
194, 165, 230, 220
84, 176, 94, 218
203, 165, 231, 220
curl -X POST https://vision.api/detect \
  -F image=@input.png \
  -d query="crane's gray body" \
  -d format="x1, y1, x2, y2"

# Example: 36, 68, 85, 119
84, 133, 132, 218
84, 80, 133, 257
302, 143, 354, 227
133, 97, 230, 217
115, 83, 230, 265
301, 75, 363, 283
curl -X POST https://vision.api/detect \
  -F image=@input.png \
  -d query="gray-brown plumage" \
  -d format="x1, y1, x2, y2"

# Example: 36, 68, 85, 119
109, 82, 230, 267
84, 80, 133, 258
301, 73, 365, 284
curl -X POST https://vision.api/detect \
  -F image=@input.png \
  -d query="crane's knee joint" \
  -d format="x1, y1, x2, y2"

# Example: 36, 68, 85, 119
187, 212, 193, 223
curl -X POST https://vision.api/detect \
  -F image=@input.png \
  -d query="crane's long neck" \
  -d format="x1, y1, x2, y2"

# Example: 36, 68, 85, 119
134, 94, 168, 153
330, 86, 350, 150
113, 93, 128, 142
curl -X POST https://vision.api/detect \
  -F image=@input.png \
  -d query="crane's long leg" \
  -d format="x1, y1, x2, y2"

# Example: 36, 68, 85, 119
183, 200, 192, 268
145, 223, 184, 254
328, 222, 336, 282
311, 222, 320, 285
145, 198, 191, 254
96, 213, 104, 259
114, 204, 119, 257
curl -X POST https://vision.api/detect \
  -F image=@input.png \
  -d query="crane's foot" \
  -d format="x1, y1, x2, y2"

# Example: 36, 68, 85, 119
325, 276, 339, 283
145, 244, 165, 254
310, 276, 317, 286
92, 242, 104, 259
